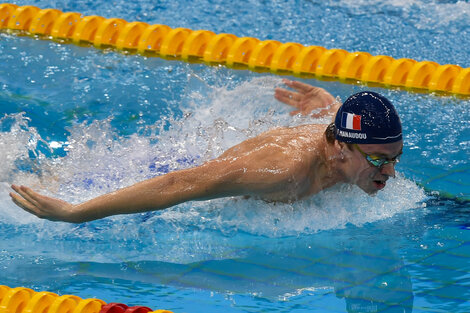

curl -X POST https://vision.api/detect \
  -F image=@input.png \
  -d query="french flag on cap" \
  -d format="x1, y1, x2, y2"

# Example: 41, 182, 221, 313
341, 112, 362, 130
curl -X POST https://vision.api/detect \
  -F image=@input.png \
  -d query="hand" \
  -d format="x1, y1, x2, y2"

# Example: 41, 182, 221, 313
274, 79, 339, 117
10, 184, 78, 223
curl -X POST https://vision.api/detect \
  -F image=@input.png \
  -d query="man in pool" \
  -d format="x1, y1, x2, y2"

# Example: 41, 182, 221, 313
10, 79, 403, 223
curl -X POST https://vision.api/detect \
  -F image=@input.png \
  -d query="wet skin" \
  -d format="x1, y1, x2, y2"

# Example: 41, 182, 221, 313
9, 80, 403, 223
343, 141, 403, 195
10, 124, 337, 222
9, 129, 402, 223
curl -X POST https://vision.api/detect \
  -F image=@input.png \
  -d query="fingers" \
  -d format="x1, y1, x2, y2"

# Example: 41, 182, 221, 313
9, 190, 42, 217
10, 184, 48, 218
11, 184, 40, 207
10, 184, 74, 222
282, 79, 314, 94
274, 87, 301, 107
275, 87, 302, 101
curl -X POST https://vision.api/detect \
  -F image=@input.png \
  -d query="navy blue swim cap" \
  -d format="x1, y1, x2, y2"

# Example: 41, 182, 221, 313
334, 91, 402, 144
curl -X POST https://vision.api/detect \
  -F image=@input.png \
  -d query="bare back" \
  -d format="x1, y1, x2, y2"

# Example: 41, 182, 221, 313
213, 124, 330, 201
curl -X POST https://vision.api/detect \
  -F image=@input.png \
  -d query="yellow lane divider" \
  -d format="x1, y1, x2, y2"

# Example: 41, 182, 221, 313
0, 285, 173, 313
0, 3, 469, 95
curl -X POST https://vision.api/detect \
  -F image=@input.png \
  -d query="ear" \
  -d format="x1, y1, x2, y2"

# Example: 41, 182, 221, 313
337, 141, 347, 152
332, 141, 345, 161
338, 141, 355, 158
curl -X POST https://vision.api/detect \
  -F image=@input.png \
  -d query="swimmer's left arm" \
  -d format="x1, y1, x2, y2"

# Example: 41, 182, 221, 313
274, 79, 340, 118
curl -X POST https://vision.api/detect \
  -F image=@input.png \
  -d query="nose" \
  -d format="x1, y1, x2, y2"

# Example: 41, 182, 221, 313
380, 162, 396, 178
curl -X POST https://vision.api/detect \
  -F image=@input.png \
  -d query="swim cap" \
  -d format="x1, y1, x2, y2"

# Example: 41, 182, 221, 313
334, 91, 402, 144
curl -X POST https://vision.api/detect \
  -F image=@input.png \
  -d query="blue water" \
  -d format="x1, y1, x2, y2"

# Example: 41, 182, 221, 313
1, 0, 469, 312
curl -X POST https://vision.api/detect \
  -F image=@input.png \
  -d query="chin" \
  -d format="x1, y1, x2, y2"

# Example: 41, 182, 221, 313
366, 189, 379, 197
358, 184, 380, 196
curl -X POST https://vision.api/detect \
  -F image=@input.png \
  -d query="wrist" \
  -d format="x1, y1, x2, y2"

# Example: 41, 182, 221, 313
65, 204, 86, 223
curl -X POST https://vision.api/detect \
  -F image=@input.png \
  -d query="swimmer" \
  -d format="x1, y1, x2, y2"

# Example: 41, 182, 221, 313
10, 79, 403, 223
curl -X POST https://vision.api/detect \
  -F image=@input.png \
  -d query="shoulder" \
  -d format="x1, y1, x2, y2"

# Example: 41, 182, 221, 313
258, 123, 326, 137
220, 124, 326, 162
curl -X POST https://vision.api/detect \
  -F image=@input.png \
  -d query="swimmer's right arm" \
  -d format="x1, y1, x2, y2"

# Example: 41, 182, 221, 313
10, 160, 237, 223
10, 152, 291, 223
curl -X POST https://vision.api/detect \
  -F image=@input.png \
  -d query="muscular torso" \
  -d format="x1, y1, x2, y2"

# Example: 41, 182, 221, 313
212, 124, 332, 202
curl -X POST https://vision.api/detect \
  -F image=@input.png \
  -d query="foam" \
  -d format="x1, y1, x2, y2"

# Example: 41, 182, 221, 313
156, 173, 426, 238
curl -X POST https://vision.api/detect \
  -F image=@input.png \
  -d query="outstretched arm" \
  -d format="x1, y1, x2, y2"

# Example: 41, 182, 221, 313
10, 137, 301, 223
274, 79, 340, 118
10, 160, 240, 223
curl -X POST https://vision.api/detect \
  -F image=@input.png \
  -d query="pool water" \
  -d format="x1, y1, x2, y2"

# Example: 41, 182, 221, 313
1, 0, 469, 312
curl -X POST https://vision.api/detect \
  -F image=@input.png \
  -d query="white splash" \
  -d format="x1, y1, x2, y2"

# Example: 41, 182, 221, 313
0, 77, 426, 264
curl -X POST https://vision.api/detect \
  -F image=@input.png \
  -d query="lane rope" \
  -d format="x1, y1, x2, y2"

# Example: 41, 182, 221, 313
0, 285, 173, 313
1, 3, 469, 95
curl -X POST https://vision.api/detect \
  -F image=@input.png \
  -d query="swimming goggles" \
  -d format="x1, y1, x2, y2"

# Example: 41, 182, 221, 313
353, 144, 401, 168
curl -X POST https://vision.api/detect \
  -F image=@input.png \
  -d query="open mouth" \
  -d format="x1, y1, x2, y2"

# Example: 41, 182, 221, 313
373, 180, 386, 190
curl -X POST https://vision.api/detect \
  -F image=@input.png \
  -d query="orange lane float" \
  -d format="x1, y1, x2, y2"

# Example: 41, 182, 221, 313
0, 286, 173, 313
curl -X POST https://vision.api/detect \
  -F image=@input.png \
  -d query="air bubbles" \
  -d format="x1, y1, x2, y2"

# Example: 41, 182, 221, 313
49, 141, 64, 149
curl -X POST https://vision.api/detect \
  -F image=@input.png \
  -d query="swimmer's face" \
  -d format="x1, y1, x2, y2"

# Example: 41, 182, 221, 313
349, 140, 403, 195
